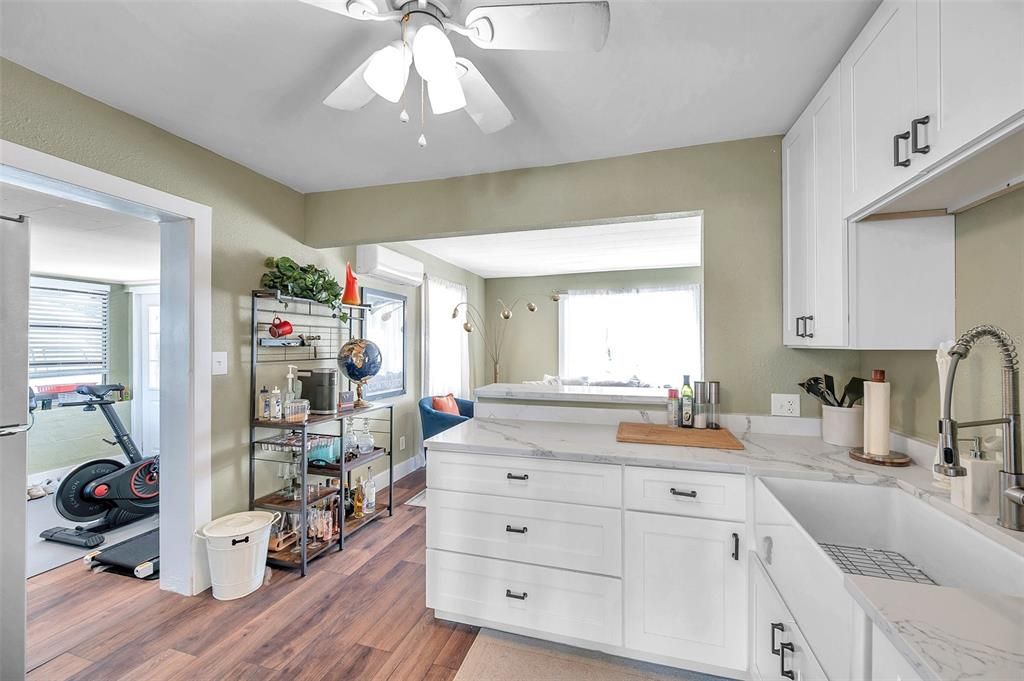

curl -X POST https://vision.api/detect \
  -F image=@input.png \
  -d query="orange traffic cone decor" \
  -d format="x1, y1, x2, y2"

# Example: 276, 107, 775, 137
341, 262, 361, 306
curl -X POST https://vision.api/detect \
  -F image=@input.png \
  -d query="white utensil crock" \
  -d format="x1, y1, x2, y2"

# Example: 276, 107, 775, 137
822, 405, 864, 448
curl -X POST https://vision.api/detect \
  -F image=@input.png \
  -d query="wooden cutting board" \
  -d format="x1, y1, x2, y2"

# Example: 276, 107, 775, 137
616, 422, 745, 450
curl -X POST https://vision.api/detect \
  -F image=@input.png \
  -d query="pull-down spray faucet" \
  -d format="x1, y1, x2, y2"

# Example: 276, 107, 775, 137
937, 324, 1024, 531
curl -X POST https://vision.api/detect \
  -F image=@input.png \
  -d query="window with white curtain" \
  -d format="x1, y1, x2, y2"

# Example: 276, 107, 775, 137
558, 285, 702, 387
28, 277, 110, 388
423, 275, 470, 398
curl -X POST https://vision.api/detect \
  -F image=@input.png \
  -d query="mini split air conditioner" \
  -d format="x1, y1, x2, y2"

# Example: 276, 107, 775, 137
355, 245, 424, 288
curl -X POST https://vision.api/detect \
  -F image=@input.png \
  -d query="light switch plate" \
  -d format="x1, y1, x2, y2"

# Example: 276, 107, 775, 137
771, 393, 800, 417
212, 351, 228, 376
399, 435, 406, 451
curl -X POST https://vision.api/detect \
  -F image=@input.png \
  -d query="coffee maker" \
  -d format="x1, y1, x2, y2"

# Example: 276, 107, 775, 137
298, 368, 338, 414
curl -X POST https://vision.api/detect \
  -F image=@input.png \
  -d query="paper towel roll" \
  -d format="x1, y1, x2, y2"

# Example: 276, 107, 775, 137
863, 370, 890, 456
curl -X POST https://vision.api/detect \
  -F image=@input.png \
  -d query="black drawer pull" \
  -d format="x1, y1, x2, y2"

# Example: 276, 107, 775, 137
893, 131, 911, 167
770, 622, 785, 655
505, 525, 528, 534
506, 473, 529, 481
732, 532, 740, 561
505, 589, 528, 600
911, 115, 931, 154
780, 641, 795, 679
231, 536, 250, 546
669, 487, 698, 498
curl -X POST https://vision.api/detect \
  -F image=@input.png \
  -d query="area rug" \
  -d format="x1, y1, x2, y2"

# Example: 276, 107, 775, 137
453, 628, 734, 681
404, 489, 427, 507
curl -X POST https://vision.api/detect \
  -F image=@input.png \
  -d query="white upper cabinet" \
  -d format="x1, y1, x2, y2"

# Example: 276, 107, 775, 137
915, 0, 1024, 164
783, 68, 848, 348
840, 0, 1024, 218
840, 0, 921, 218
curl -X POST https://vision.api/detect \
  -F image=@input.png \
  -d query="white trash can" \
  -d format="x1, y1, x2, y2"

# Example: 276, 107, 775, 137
197, 511, 279, 601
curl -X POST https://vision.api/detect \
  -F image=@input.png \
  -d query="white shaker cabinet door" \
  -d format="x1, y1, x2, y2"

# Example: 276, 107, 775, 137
782, 106, 813, 347
915, 0, 1024, 166
841, 0, 920, 218
624, 512, 747, 672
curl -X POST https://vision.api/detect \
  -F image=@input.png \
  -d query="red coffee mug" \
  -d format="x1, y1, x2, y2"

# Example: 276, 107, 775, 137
269, 316, 293, 338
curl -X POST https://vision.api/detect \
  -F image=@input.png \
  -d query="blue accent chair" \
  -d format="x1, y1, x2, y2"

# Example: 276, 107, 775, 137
419, 396, 474, 442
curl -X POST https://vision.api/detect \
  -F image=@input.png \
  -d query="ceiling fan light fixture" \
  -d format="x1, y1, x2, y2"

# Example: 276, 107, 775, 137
427, 73, 467, 114
411, 23, 456, 82
363, 40, 411, 103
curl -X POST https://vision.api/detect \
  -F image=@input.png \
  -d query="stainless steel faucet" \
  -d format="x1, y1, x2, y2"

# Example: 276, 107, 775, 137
937, 324, 1024, 531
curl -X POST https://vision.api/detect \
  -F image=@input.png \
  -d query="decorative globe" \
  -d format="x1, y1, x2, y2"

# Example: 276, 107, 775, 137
337, 338, 382, 385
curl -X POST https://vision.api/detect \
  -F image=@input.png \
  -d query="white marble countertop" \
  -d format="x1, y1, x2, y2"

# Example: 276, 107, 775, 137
846, 576, 1024, 681
475, 382, 668, 405
425, 416, 1024, 681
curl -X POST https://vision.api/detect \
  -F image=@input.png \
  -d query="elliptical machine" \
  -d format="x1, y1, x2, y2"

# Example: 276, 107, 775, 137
42, 385, 159, 548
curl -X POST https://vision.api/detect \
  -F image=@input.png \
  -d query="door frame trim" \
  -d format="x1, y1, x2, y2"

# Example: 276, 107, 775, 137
1, 139, 213, 598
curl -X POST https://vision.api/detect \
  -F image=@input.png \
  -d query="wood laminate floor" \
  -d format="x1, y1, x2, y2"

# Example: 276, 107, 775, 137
26, 468, 479, 681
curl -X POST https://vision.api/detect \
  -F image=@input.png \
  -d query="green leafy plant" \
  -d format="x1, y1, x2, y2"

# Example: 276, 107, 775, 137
261, 256, 346, 316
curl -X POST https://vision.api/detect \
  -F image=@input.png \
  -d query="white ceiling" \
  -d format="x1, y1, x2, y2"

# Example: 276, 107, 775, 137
0, 183, 161, 284
405, 213, 702, 278
0, 0, 878, 193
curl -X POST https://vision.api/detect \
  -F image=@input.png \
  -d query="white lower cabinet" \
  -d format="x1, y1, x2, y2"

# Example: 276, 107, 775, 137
623, 511, 747, 672
426, 549, 623, 646
751, 557, 828, 681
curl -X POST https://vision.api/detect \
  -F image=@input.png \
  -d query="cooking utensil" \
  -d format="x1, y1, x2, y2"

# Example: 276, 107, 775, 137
839, 376, 865, 408
824, 374, 838, 405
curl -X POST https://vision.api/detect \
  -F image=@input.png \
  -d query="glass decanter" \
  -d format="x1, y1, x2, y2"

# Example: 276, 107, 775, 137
356, 418, 375, 454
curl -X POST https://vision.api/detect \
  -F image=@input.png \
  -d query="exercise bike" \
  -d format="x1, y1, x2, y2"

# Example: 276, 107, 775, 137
41, 385, 160, 577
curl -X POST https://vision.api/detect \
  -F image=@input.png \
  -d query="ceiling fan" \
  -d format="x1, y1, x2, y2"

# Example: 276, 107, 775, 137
302, 0, 611, 144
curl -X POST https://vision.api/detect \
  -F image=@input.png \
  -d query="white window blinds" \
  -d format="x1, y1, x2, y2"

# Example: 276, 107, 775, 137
28, 278, 110, 380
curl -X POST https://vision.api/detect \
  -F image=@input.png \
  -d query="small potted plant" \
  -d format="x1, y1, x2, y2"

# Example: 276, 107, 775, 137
798, 375, 866, 448
261, 257, 347, 319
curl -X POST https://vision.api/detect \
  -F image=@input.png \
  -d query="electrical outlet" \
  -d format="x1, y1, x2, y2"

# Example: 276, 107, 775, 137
399, 435, 406, 451
771, 393, 801, 417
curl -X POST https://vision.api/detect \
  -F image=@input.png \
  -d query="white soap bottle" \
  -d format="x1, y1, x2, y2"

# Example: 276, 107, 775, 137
270, 386, 283, 420
950, 430, 1002, 515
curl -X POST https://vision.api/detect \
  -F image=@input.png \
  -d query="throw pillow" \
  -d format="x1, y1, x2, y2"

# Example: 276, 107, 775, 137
432, 394, 460, 415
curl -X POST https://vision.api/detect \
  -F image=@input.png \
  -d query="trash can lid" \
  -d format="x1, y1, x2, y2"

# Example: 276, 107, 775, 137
201, 511, 276, 538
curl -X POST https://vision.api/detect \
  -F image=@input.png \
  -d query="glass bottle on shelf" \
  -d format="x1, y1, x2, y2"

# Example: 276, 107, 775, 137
357, 418, 375, 454
342, 417, 358, 461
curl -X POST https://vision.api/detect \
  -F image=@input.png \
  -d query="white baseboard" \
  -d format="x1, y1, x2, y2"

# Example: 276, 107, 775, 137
372, 453, 423, 490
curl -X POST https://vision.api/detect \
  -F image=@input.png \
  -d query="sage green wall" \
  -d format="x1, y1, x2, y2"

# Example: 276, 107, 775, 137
307, 136, 862, 415
485, 267, 703, 385
861, 189, 1024, 442
1, 59, 482, 515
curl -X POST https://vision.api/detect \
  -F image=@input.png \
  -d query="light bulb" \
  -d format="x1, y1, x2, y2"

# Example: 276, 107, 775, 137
363, 41, 411, 103
399, 109, 409, 123
427, 74, 466, 114
412, 24, 456, 82
418, 133, 427, 147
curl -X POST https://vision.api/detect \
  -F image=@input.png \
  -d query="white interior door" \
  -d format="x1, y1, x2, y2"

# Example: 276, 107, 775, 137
133, 291, 160, 456
0, 212, 30, 679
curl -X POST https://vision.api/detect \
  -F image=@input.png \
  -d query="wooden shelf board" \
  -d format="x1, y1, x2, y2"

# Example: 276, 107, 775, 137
267, 534, 339, 567
343, 486, 392, 538
252, 403, 394, 430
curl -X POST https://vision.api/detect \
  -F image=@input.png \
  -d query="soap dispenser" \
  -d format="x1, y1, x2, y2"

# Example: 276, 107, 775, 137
950, 433, 1001, 515
285, 364, 301, 403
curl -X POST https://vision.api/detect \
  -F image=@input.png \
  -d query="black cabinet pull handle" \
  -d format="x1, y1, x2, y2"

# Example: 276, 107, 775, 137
506, 473, 529, 481
505, 525, 528, 534
780, 642, 796, 679
732, 532, 740, 561
804, 314, 814, 339
669, 487, 698, 498
893, 131, 911, 167
231, 536, 250, 546
911, 115, 931, 154
771, 622, 785, 655
505, 589, 528, 600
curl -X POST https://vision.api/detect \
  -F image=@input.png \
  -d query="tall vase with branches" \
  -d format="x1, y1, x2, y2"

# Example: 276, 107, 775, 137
452, 297, 539, 384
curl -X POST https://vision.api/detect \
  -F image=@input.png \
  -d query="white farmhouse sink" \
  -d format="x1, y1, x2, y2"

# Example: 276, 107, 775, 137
759, 477, 1024, 596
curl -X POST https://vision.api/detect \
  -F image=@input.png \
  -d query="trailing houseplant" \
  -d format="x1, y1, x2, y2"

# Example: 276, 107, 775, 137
261, 256, 347, 317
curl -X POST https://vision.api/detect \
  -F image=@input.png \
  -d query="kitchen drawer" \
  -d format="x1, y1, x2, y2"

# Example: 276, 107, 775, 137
427, 449, 622, 508
624, 466, 745, 521
427, 489, 622, 576
752, 556, 828, 681
427, 549, 623, 646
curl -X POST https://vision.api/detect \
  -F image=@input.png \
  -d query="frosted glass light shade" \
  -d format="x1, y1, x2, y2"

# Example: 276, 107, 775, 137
427, 74, 467, 114
363, 41, 411, 103
412, 24, 456, 82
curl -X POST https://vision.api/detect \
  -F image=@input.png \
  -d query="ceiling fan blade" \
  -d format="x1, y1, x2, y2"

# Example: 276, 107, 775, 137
323, 54, 376, 110
298, 0, 382, 21
455, 58, 514, 134
463, 2, 610, 51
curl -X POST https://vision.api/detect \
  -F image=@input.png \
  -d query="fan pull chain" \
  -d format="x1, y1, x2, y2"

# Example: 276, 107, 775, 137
418, 76, 427, 147
399, 17, 410, 125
